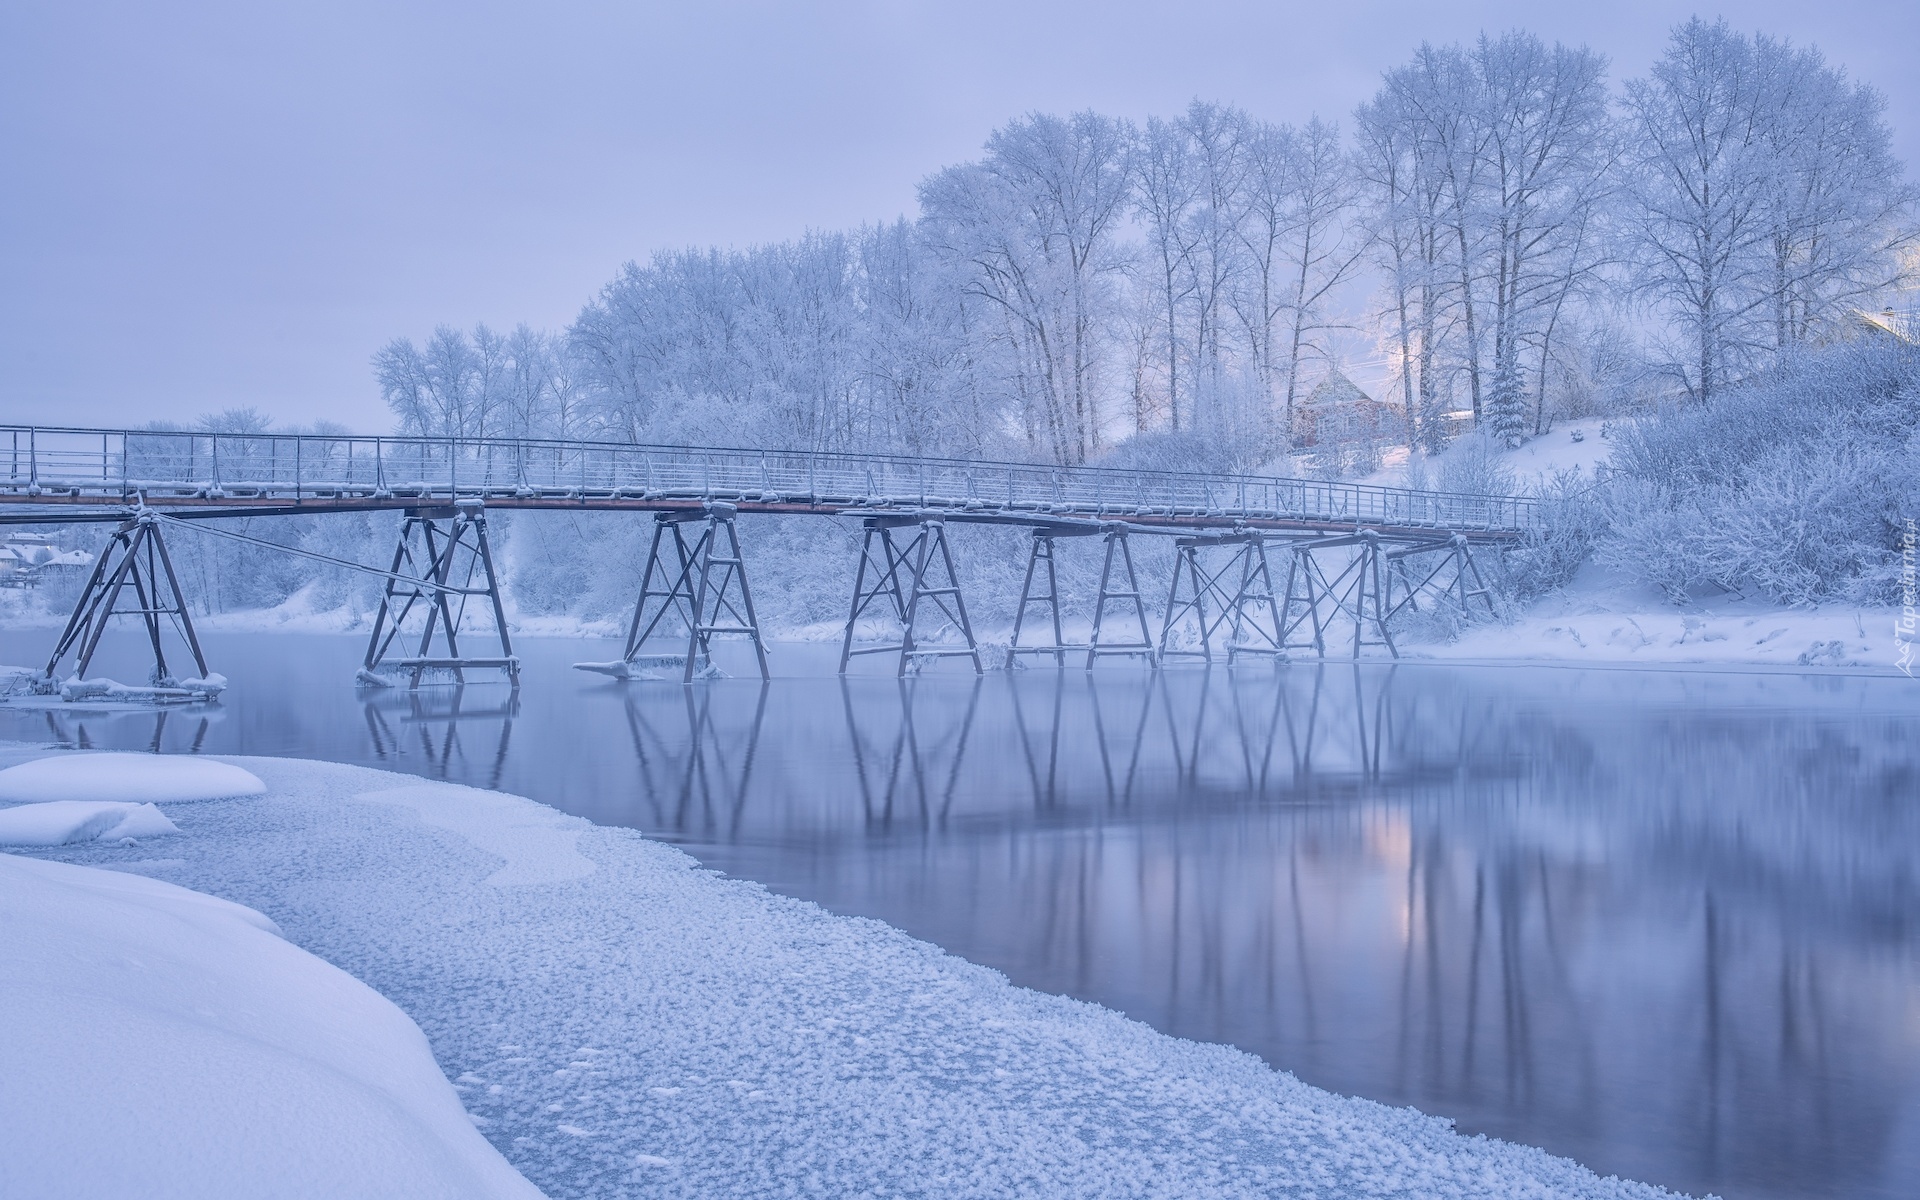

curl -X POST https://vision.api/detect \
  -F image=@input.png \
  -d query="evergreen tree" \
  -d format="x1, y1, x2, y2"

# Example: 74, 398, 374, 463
1486, 360, 1528, 448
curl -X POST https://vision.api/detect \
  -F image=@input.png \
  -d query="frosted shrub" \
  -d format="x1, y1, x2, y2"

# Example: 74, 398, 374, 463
1601, 339, 1919, 603
1597, 480, 1711, 602
1505, 469, 1608, 598
1436, 431, 1516, 498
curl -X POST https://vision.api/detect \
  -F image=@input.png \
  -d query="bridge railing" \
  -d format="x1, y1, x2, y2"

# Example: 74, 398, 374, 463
1, 426, 1539, 534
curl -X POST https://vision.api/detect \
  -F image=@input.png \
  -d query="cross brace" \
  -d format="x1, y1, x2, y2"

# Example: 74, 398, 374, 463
361, 503, 519, 688
615, 504, 771, 684
1156, 532, 1290, 665
839, 516, 982, 676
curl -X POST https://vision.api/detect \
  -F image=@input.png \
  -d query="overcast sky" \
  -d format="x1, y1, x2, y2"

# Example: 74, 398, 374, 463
3, 1, 1915, 431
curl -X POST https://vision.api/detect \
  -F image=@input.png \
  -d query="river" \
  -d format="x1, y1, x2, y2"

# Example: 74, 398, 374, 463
3, 629, 1917, 1200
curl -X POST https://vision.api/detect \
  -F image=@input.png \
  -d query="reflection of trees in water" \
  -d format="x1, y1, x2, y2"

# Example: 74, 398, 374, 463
361, 686, 519, 790
611, 665, 1919, 1200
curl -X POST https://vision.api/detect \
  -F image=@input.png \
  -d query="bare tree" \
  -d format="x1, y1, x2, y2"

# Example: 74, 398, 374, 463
1356, 89, 1453, 451
1622, 19, 1780, 403
1361, 34, 1613, 442
1131, 114, 1202, 431
920, 112, 1134, 463
1750, 36, 1917, 349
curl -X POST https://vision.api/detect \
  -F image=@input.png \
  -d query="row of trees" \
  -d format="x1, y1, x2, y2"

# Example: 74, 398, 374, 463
377, 20, 1915, 468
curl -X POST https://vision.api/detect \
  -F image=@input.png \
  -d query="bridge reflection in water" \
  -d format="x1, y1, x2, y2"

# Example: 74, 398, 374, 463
596, 665, 1920, 1200
9, 648, 1918, 1200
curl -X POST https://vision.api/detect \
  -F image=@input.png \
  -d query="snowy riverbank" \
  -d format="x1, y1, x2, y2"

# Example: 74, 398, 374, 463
1400, 568, 1904, 673
0, 745, 1689, 1198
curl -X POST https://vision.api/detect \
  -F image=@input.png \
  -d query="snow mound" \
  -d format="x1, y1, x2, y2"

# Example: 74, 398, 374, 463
0, 800, 179, 846
0, 753, 266, 804
0, 853, 545, 1200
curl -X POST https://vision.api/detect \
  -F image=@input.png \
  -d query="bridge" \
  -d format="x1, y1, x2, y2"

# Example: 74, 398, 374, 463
2, 424, 1534, 689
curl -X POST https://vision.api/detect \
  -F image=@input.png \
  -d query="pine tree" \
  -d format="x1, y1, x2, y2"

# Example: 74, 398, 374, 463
1487, 360, 1528, 448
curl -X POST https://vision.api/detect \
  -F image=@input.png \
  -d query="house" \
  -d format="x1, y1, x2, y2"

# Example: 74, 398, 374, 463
0, 534, 92, 589
1291, 368, 1402, 448
1858, 307, 1917, 345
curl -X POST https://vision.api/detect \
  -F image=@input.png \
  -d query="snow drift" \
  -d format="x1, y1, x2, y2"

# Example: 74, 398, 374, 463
0, 852, 545, 1200
0, 752, 265, 804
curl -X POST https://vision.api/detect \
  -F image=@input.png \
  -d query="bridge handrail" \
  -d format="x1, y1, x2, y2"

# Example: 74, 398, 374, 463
0, 424, 1540, 534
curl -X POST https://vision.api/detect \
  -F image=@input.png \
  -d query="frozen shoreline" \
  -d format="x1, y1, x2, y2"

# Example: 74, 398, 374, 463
1, 746, 1689, 1198
2, 595, 1906, 676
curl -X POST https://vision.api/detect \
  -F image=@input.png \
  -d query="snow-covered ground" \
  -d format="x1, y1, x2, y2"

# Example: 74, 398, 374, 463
1402, 563, 1902, 671
0, 746, 1688, 1199
1362, 417, 1616, 489
0, 822, 541, 1198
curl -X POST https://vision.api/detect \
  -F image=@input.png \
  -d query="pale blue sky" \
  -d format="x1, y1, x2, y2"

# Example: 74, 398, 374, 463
3, 1, 1914, 430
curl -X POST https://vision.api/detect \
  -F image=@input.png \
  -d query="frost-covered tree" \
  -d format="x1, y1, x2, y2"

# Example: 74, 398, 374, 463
1485, 358, 1529, 447
1235, 116, 1364, 432
1131, 113, 1203, 431
1749, 36, 1916, 349
376, 325, 574, 442
920, 112, 1134, 464
1622, 20, 1792, 403
1358, 33, 1613, 437
1356, 87, 1453, 451
1621, 19, 1913, 402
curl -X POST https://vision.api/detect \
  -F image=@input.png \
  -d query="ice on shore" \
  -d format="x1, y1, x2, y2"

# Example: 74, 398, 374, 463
0, 851, 544, 1200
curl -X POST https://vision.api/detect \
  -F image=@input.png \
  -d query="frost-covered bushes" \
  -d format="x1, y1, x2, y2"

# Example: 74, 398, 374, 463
1600, 339, 1919, 604
1432, 431, 1517, 498
1504, 469, 1610, 598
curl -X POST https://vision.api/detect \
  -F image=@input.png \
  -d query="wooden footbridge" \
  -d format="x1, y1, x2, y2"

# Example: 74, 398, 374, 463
2, 425, 1533, 688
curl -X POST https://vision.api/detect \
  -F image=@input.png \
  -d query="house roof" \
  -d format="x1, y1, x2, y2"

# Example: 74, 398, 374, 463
1858, 307, 1917, 345
1303, 367, 1375, 408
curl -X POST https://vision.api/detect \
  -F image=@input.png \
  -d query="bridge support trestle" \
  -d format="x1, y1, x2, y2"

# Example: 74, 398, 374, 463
1087, 525, 1157, 668
613, 503, 771, 684
839, 516, 982, 677
44, 511, 210, 689
1386, 533, 1497, 623
1287, 532, 1398, 660
1009, 529, 1073, 667
361, 502, 519, 688
1157, 532, 1287, 665
1008, 524, 1156, 669
1278, 544, 1328, 657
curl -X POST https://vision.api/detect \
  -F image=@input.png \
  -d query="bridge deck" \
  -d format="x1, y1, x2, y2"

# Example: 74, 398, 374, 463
2, 425, 1537, 541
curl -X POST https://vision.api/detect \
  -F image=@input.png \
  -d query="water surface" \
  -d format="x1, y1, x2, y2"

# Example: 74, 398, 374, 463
3, 630, 1917, 1200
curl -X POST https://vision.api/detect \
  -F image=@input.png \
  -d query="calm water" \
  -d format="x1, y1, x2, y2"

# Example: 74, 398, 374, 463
4, 629, 1918, 1200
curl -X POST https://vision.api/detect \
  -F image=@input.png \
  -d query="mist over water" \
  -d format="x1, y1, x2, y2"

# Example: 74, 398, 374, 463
3, 630, 1917, 1200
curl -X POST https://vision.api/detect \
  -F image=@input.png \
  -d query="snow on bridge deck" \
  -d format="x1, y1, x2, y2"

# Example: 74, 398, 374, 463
2, 425, 1537, 541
